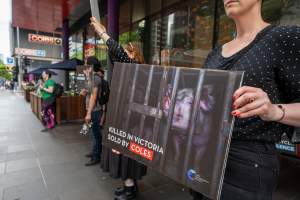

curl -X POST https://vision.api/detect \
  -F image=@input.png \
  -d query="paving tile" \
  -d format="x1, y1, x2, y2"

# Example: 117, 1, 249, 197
0, 167, 43, 189
7, 144, 32, 153
5, 158, 38, 173
0, 162, 5, 175
6, 149, 37, 162
2, 179, 56, 200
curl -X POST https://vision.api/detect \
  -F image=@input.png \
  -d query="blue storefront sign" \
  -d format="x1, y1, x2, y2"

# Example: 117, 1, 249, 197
6, 57, 14, 65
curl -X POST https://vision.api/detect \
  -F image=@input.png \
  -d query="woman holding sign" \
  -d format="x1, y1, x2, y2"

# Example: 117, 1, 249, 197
91, 17, 146, 200
191, 0, 300, 199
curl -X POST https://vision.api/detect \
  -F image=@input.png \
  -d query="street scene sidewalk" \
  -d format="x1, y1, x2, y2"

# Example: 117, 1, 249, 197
0, 91, 192, 200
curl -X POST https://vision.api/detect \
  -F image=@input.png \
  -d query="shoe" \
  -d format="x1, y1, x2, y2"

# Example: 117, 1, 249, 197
85, 153, 93, 158
41, 128, 49, 132
85, 159, 100, 166
114, 185, 138, 200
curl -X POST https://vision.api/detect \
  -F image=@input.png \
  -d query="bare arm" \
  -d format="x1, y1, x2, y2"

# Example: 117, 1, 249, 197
41, 86, 54, 94
277, 103, 300, 127
87, 87, 98, 116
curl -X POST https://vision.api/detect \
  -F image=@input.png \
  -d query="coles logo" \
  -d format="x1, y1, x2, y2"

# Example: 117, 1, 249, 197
128, 142, 154, 161
28, 34, 62, 46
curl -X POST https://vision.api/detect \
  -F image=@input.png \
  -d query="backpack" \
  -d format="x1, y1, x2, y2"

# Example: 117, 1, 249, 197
96, 75, 110, 105
53, 83, 64, 97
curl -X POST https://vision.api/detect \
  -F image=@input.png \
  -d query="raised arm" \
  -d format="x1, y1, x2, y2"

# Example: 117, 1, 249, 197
90, 17, 134, 63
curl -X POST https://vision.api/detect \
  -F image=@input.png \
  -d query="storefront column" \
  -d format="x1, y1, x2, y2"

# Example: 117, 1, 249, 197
107, 0, 119, 83
62, 19, 70, 60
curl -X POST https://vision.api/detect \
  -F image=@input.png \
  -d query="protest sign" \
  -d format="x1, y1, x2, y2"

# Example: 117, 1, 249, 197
103, 63, 243, 199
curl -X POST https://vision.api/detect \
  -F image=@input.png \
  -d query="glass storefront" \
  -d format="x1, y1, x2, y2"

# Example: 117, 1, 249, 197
70, 0, 300, 69
69, 30, 83, 60
216, 0, 300, 46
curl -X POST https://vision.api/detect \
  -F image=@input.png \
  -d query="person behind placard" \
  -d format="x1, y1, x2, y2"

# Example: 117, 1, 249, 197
190, 0, 300, 199
91, 17, 146, 200
83, 57, 106, 166
39, 70, 56, 132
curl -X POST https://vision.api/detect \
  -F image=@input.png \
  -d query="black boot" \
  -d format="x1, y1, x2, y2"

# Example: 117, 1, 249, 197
114, 185, 138, 200
190, 189, 204, 200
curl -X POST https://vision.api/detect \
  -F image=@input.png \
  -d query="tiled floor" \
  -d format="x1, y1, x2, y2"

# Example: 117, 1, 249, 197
0, 90, 299, 200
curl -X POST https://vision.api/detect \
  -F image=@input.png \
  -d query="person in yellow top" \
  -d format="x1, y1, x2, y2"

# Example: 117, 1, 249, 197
39, 70, 56, 132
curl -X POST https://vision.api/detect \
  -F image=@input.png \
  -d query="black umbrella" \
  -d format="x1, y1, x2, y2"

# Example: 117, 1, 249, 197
28, 68, 58, 75
41, 58, 84, 71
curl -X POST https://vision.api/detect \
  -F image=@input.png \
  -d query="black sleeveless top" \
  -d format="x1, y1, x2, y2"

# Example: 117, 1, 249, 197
204, 25, 300, 143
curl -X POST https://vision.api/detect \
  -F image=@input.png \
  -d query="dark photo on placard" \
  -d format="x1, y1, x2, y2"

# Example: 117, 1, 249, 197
103, 63, 243, 200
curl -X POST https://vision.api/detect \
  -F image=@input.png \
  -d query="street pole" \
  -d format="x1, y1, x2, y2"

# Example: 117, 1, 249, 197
16, 26, 22, 88
107, 0, 119, 84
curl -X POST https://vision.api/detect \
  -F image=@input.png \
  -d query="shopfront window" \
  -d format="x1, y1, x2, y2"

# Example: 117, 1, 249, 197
95, 36, 108, 69
263, 0, 300, 26
216, 0, 300, 46
84, 26, 96, 60
147, 16, 162, 65
69, 31, 83, 60
160, 0, 215, 68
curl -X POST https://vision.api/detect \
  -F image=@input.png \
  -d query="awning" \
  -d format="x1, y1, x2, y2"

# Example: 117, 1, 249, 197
42, 58, 84, 71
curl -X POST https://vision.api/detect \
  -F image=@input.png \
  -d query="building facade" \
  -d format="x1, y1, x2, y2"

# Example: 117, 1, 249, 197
68, 0, 300, 69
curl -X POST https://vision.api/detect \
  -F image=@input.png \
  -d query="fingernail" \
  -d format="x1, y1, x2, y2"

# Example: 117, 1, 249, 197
231, 111, 240, 116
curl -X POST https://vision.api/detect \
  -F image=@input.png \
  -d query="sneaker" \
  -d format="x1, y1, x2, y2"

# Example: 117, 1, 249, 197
85, 153, 93, 158
85, 159, 100, 166
41, 128, 49, 132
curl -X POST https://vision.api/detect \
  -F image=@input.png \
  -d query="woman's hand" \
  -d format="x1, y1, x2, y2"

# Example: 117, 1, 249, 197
90, 17, 106, 35
232, 86, 284, 121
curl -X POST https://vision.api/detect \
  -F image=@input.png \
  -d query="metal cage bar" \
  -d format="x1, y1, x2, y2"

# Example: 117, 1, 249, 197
124, 64, 139, 130
152, 68, 169, 143
181, 70, 205, 182
139, 66, 155, 138
159, 68, 181, 171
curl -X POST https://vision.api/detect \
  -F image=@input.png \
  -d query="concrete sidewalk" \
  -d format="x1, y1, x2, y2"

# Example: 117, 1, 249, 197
0, 91, 299, 200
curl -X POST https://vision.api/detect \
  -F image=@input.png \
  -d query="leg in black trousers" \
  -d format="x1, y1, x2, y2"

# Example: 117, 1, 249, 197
191, 141, 280, 200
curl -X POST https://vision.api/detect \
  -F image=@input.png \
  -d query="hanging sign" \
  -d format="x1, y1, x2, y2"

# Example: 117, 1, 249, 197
28, 34, 62, 46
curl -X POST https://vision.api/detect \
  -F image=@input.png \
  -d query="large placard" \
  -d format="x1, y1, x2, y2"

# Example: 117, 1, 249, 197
103, 63, 244, 200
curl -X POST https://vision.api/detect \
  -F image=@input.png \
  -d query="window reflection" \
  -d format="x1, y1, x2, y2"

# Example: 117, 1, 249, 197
160, 0, 214, 68
216, 0, 300, 46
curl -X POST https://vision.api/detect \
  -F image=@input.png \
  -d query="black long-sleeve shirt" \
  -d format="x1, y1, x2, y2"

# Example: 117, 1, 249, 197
204, 25, 300, 143
106, 38, 136, 64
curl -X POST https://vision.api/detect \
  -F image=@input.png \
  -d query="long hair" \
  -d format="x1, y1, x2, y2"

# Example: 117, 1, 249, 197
124, 42, 145, 64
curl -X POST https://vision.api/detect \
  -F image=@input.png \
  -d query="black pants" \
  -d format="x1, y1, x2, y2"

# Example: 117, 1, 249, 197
191, 140, 280, 200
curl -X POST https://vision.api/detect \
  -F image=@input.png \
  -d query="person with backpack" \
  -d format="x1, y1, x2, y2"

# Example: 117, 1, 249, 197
39, 70, 56, 132
84, 57, 107, 166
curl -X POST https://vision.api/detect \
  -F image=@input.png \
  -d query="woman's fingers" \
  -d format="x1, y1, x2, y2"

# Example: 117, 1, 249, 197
233, 86, 262, 100
233, 92, 258, 109
236, 104, 269, 118
232, 98, 265, 116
